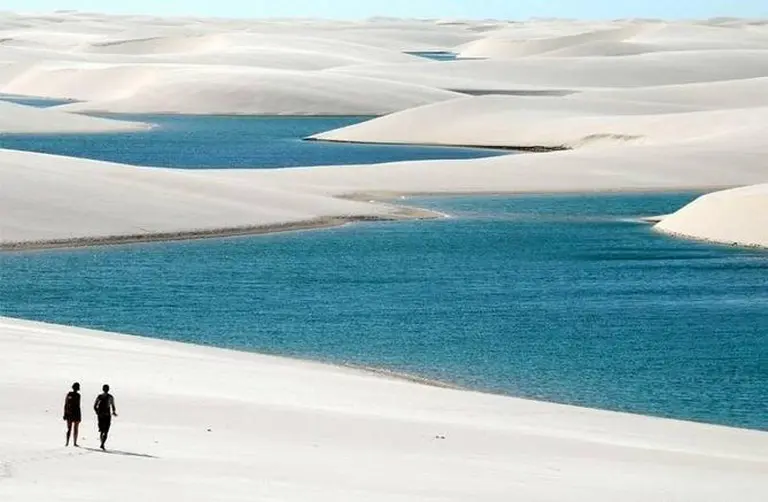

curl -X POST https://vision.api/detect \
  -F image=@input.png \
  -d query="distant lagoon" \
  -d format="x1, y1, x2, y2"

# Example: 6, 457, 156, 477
0, 94, 76, 108
405, 51, 458, 61
0, 112, 506, 168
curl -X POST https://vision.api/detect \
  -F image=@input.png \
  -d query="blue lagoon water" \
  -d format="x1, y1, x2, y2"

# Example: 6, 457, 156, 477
0, 114, 506, 168
0, 94, 76, 108
405, 51, 458, 61
2, 193, 766, 430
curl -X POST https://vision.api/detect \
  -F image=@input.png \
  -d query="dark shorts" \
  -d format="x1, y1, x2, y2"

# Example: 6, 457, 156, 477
65, 411, 82, 423
98, 414, 111, 433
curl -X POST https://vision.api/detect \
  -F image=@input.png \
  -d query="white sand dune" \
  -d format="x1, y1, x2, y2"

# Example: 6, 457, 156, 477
530, 40, 661, 58
1, 316, 766, 502
1, 61, 462, 115
456, 24, 649, 58
289, 20, 483, 51
1, 62, 463, 115
0, 63, 154, 102
585, 77, 768, 109
655, 184, 768, 247
312, 95, 768, 148
249, 132, 768, 196
0, 148, 404, 245
456, 22, 768, 59
78, 33, 424, 69
0, 15, 479, 58
0, 100, 147, 133
0, 14, 478, 114
3, 14, 767, 111
52, 67, 462, 115
332, 50, 768, 92
0, 27, 106, 50
454, 20, 623, 43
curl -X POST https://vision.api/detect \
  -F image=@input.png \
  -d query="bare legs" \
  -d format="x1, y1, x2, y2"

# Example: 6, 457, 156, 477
98, 415, 112, 450
65, 421, 80, 447
99, 430, 108, 450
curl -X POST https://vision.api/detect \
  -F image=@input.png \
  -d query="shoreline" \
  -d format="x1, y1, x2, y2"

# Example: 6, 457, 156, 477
0, 121, 155, 135
0, 214, 424, 252
262, 357, 768, 432
653, 226, 768, 250
3, 313, 765, 432
339, 362, 465, 391
0, 198, 450, 252
2, 187, 736, 253
305, 136, 570, 153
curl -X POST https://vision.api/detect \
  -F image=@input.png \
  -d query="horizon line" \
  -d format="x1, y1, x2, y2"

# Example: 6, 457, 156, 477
2, 9, 766, 22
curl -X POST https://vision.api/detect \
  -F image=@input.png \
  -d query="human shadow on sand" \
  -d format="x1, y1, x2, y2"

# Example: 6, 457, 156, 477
82, 447, 157, 459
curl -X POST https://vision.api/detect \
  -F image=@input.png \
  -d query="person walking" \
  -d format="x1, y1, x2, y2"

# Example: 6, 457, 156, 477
94, 384, 118, 450
63, 382, 82, 447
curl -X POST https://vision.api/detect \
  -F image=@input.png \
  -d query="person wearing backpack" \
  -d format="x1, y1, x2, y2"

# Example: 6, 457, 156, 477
63, 382, 82, 447
94, 384, 118, 450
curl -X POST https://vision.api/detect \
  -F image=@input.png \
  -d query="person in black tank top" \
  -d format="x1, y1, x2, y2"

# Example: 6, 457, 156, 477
63, 382, 82, 447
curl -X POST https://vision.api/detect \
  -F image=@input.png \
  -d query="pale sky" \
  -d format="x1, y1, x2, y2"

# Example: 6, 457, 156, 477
3, 0, 767, 20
